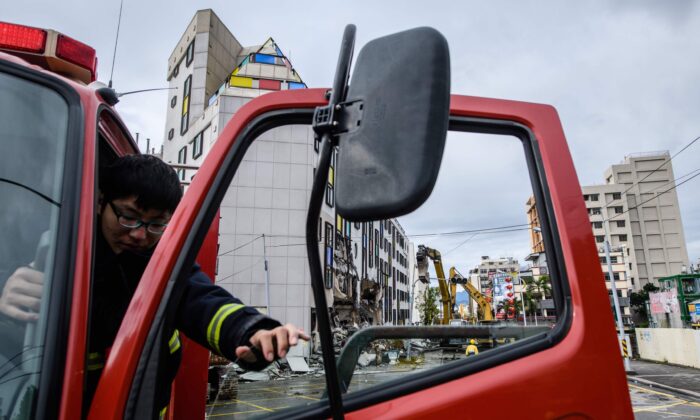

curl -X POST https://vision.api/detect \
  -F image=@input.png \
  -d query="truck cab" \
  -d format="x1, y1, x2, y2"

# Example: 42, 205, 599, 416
0, 22, 632, 419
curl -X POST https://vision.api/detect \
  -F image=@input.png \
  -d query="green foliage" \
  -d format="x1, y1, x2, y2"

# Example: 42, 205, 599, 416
497, 297, 522, 319
417, 286, 440, 325
629, 283, 660, 318
521, 274, 552, 317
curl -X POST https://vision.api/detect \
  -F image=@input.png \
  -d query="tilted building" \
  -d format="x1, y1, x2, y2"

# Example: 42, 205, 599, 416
161, 10, 414, 356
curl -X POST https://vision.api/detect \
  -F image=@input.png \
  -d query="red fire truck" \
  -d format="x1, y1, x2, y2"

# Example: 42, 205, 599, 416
0, 21, 632, 419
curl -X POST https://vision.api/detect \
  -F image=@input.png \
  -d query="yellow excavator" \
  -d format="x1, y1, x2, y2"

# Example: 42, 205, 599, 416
449, 267, 494, 322
416, 245, 457, 325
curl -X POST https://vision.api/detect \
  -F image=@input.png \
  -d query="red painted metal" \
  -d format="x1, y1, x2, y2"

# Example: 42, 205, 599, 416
168, 211, 220, 420
57, 81, 97, 420
57, 81, 138, 420
83, 88, 631, 418
343, 96, 633, 418
89, 88, 330, 419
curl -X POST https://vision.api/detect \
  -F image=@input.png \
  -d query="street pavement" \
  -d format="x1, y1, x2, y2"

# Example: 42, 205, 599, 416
628, 359, 700, 419
629, 359, 700, 398
204, 356, 700, 419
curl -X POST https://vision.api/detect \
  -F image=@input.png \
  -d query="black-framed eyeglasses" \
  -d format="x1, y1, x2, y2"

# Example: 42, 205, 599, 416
108, 202, 169, 235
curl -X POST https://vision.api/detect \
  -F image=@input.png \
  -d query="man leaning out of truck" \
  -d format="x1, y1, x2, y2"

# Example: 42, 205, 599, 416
0, 154, 309, 417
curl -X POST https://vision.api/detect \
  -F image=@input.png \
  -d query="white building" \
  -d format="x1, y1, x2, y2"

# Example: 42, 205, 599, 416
581, 184, 634, 319
161, 10, 414, 356
602, 152, 690, 289
470, 256, 522, 319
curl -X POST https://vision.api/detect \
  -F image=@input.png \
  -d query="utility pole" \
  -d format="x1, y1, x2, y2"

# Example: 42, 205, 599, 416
603, 220, 631, 372
262, 234, 271, 314
519, 288, 527, 327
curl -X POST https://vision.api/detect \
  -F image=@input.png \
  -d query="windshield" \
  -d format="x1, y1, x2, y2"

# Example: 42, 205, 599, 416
0, 70, 69, 418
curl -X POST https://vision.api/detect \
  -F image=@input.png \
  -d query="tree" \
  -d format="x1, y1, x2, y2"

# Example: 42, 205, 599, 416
629, 283, 660, 319
417, 287, 440, 325
522, 275, 551, 318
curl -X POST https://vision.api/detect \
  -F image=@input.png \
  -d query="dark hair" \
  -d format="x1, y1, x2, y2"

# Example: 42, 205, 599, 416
100, 154, 182, 213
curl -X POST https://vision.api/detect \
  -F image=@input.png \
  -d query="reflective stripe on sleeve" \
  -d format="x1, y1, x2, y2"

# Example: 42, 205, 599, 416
159, 406, 167, 419
87, 352, 105, 371
169, 329, 181, 354
206, 303, 245, 354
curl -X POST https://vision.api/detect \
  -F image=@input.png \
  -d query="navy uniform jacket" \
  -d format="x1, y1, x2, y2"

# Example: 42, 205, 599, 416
86, 230, 280, 417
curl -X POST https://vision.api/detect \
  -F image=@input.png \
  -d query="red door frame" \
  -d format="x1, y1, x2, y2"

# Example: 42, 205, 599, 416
85, 89, 632, 419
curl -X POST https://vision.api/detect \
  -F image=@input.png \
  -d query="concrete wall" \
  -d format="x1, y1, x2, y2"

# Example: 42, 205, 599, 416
636, 328, 700, 368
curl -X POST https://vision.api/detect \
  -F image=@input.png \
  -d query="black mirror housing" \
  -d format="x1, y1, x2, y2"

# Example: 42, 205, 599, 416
335, 27, 450, 221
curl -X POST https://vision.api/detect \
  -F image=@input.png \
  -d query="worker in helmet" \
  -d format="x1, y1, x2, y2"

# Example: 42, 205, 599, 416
465, 339, 479, 356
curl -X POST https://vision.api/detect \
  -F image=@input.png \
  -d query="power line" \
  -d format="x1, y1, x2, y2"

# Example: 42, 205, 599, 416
605, 169, 700, 222
408, 223, 531, 238
631, 166, 700, 196
443, 233, 478, 256
600, 135, 700, 209
265, 243, 307, 248
215, 257, 265, 284
218, 235, 262, 257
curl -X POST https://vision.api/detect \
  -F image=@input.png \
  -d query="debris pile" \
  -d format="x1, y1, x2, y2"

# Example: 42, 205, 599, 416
206, 326, 438, 398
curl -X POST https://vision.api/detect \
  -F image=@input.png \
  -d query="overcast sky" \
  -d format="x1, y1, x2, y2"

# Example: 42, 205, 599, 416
7, 1, 700, 271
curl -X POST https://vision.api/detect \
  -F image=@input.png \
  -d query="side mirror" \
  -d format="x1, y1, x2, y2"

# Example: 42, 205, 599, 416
335, 27, 450, 221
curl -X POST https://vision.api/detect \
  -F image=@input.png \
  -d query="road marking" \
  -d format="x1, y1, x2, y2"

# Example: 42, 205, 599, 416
229, 398, 275, 412
206, 408, 266, 417
256, 386, 321, 401
628, 383, 696, 413
207, 395, 300, 407
659, 411, 700, 419
628, 383, 685, 401
633, 401, 687, 413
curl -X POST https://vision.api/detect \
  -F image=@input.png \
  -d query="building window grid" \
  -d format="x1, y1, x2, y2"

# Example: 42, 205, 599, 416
180, 75, 192, 135
185, 41, 195, 67
191, 130, 204, 160
325, 153, 335, 207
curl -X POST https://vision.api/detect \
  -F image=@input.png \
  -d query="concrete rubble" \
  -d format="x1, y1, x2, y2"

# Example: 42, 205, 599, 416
207, 323, 439, 400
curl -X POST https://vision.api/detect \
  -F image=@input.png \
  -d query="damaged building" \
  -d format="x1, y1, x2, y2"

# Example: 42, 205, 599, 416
324, 215, 413, 329
162, 9, 416, 359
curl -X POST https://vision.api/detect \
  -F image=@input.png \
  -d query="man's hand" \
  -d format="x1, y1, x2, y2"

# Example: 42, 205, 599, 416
0, 267, 43, 322
235, 323, 310, 363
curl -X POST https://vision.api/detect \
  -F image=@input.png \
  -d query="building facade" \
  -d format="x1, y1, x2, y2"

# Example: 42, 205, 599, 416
161, 10, 414, 356
603, 152, 690, 288
523, 152, 690, 323
581, 184, 634, 318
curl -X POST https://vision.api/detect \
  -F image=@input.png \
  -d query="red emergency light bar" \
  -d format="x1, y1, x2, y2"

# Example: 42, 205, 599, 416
0, 22, 47, 53
0, 21, 97, 84
56, 34, 97, 80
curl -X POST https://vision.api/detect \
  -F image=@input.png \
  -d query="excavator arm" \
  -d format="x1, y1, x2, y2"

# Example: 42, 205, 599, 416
449, 267, 494, 322
416, 245, 453, 324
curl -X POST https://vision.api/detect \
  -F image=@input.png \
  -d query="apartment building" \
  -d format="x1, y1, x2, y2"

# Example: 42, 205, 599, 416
523, 152, 689, 322
603, 152, 690, 288
581, 184, 634, 318
468, 256, 523, 319
161, 11, 414, 355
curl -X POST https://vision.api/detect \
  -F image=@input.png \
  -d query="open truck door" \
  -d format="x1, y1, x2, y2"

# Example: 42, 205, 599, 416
88, 25, 632, 419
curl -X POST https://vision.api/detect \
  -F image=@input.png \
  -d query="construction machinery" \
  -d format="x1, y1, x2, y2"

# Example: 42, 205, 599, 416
449, 267, 494, 322
416, 245, 457, 324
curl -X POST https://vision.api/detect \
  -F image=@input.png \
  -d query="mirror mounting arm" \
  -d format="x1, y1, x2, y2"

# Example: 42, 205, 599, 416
305, 24, 356, 420
313, 100, 364, 140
